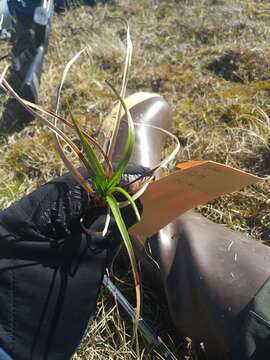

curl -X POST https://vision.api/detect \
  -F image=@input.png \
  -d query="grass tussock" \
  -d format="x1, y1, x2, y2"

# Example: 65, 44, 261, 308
0, 0, 270, 358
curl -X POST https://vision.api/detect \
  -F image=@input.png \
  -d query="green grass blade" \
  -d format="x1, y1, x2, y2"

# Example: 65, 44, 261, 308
110, 186, 140, 222
68, 108, 106, 190
106, 84, 135, 189
106, 194, 141, 326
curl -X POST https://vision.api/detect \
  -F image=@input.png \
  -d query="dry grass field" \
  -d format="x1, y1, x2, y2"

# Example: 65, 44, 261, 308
0, 0, 270, 358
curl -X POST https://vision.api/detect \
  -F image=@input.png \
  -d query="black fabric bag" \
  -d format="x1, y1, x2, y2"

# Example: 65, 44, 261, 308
0, 167, 144, 359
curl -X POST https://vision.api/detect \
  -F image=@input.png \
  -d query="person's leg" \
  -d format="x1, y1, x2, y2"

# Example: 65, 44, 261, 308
110, 92, 270, 359
8, 0, 41, 26
0, 0, 12, 39
0, 0, 52, 133
0, 348, 13, 360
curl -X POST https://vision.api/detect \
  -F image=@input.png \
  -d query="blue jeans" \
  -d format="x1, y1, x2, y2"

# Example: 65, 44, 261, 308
7, 0, 59, 27
7, 0, 40, 16
0, 348, 13, 360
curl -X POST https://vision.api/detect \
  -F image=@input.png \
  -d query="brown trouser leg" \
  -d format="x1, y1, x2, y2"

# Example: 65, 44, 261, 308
111, 93, 270, 359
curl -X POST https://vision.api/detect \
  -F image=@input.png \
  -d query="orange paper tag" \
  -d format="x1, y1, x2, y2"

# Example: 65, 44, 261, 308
130, 160, 262, 238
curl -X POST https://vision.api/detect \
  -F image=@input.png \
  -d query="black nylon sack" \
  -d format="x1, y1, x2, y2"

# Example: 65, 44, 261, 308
0, 166, 145, 360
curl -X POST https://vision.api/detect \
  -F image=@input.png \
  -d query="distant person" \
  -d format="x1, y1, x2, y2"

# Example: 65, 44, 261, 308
0, 0, 53, 131
0, 0, 104, 132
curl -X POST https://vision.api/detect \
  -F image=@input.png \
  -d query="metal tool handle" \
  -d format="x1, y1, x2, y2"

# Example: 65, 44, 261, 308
103, 274, 176, 359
